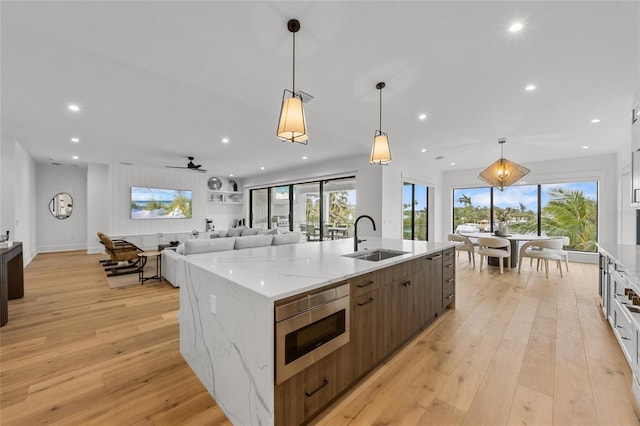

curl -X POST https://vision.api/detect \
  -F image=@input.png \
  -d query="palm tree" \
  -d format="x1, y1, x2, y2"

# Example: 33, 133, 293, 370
541, 188, 597, 251
457, 194, 472, 208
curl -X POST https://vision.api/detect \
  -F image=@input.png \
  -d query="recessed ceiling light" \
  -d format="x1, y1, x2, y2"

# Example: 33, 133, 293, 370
418, 113, 427, 120
260, 166, 265, 170
222, 138, 229, 143
229, 173, 234, 177
509, 22, 523, 32
68, 104, 80, 112
72, 155, 79, 160
421, 148, 427, 153
302, 156, 308, 160
450, 162, 456, 166
525, 84, 536, 91
582, 145, 589, 149
71, 137, 80, 143
591, 118, 600, 123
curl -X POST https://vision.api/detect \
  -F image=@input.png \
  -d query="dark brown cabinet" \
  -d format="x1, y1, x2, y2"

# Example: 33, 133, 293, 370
274, 249, 455, 425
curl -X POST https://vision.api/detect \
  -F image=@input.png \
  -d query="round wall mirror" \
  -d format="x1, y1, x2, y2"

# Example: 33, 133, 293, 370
49, 192, 73, 219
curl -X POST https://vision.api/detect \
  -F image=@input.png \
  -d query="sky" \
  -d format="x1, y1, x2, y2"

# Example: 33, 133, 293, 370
453, 181, 598, 211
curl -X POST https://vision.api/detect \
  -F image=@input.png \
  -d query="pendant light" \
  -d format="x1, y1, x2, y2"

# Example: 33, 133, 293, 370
478, 138, 530, 191
370, 82, 392, 165
277, 19, 308, 144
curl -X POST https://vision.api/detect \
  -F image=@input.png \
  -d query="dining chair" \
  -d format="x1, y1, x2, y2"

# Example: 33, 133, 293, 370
477, 237, 511, 274
518, 239, 564, 278
549, 236, 570, 272
447, 233, 476, 268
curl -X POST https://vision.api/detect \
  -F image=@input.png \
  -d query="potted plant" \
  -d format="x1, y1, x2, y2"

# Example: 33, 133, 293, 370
496, 207, 512, 235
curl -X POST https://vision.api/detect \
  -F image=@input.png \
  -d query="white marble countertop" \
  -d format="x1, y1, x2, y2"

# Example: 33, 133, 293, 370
183, 237, 454, 300
598, 243, 640, 282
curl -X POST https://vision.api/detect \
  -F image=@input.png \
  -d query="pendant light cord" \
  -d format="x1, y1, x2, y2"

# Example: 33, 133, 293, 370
292, 31, 296, 93
379, 86, 383, 131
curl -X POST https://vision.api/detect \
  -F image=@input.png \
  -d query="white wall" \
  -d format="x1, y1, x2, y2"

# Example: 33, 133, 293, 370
109, 164, 208, 238
36, 164, 88, 252
380, 156, 442, 240
87, 163, 110, 253
1, 139, 37, 265
442, 154, 618, 248
242, 154, 383, 239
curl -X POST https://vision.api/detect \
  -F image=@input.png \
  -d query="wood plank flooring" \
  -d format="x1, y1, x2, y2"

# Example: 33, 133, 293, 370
1, 250, 638, 425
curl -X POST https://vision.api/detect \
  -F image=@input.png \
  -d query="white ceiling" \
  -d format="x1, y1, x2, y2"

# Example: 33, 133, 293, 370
1, 1, 638, 179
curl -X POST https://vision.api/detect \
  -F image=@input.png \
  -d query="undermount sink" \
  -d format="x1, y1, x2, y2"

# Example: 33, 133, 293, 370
343, 249, 409, 262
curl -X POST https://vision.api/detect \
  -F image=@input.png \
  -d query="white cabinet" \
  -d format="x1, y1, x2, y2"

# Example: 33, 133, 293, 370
207, 190, 243, 204
631, 90, 640, 206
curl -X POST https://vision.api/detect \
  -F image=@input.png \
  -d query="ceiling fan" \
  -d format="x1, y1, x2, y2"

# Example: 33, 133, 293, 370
165, 156, 207, 172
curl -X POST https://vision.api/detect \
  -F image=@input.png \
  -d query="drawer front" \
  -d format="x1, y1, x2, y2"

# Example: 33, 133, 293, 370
613, 300, 636, 366
443, 248, 455, 264
349, 271, 380, 298
443, 261, 455, 280
443, 279, 455, 307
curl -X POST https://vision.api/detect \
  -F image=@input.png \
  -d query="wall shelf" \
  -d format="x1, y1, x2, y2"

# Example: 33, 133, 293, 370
208, 190, 243, 204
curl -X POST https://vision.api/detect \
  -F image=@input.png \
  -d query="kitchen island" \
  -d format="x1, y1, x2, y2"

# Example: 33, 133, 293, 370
178, 237, 455, 425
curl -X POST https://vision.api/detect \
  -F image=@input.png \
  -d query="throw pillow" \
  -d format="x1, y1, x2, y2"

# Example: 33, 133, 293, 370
272, 232, 302, 246
233, 234, 273, 249
176, 242, 186, 254
227, 227, 245, 237
241, 228, 259, 236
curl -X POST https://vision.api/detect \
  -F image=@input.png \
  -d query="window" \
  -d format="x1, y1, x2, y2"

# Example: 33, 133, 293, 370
492, 184, 538, 234
403, 182, 428, 240
452, 187, 491, 233
322, 178, 356, 240
452, 181, 598, 252
540, 182, 598, 251
250, 176, 356, 241
250, 188, 268, 229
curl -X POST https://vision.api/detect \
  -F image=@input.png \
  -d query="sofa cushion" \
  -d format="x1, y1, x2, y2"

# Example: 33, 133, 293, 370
176, 242, 186, 254
241, 228, 259, 236
209, 230, 228, 239
272, 232, 302, 246
184, 238, 236, 255
227, 227, 245, 237
234, 234, 273, 249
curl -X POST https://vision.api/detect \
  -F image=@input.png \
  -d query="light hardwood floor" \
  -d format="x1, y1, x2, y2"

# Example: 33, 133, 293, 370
1, 250, 639, 425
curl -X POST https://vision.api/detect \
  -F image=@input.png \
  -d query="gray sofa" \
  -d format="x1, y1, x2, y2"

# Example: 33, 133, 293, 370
161, 231, 302, 287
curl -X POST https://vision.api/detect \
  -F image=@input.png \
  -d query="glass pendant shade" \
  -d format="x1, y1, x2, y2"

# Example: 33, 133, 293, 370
277, 90, 308, 143
478, 139, 530, 191
370, 131, 391, 165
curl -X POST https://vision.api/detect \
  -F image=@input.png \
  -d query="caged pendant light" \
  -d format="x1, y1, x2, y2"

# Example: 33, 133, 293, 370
478, 138, 530, 191
277, 19, 308, 144
370, 82, 392, 165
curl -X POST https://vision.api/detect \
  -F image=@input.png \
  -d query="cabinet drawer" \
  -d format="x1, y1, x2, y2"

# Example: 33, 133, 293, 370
613, 300, 636, 366
443, 248, 455, 264
443, 279, 455, 308
349, 271, 380, 298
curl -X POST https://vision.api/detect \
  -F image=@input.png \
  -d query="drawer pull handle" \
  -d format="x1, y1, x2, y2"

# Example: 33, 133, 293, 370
446, 278, 454, 283
357, 280, 375, 288
402, 281, 411, 287
447, 265, 454, 269
427, 255, 442, 260
446, 294, 454, 299
305, 379, 329, 397
616, 325, 625, 329
358, 297, 374, 307
621, 336, 631, 341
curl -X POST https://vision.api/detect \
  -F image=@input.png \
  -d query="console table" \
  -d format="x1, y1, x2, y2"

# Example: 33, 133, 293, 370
0, 242, 24, 327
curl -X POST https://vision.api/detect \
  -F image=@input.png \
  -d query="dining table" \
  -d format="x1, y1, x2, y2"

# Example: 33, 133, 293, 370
460, 232, 551, 268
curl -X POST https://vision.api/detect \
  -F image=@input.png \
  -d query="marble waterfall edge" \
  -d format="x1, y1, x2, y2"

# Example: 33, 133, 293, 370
180, 262, 274, 425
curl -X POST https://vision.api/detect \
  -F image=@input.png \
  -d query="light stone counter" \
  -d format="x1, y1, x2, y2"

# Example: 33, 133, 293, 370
179, 237, 454, 425
598, 243, 640, 282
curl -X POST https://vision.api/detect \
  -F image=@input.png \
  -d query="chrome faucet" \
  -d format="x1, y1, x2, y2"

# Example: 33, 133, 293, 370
354, 215, 376, 251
